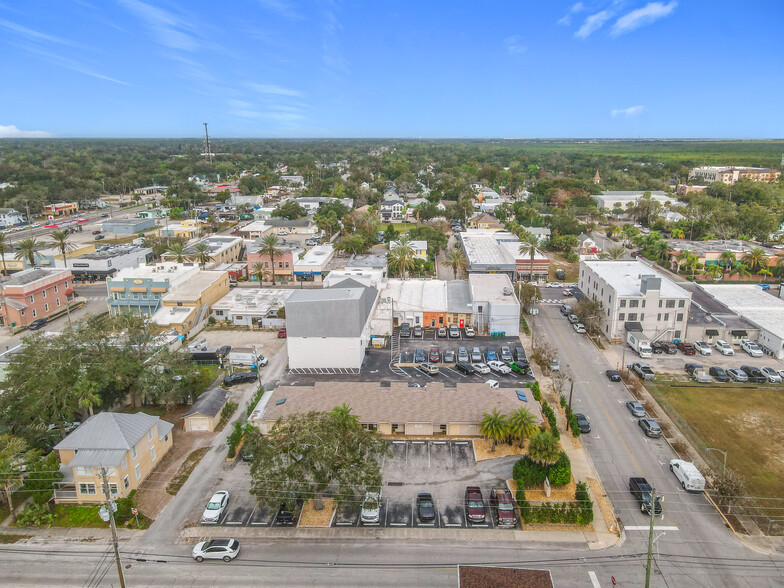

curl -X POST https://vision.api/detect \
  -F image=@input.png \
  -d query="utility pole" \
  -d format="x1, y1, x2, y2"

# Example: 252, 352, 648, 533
100, 467, 126, 588
203, 123, 213, 164
645, 486, 657, 588
567, 378, 574, 416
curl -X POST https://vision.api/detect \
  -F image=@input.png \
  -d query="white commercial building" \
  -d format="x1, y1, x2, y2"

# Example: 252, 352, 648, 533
579, 260, 691, 343
468, 274, 520, 337
211, 288, 295, 327
58, 245, 153, 280
593, 191, 674, 210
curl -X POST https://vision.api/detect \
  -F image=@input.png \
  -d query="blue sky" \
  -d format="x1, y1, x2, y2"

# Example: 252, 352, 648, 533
1, 0, 782, 138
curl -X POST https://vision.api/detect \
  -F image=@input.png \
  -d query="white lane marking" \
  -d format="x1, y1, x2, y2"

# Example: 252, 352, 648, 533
624, 525, 679, 531
588, 571, 601, 588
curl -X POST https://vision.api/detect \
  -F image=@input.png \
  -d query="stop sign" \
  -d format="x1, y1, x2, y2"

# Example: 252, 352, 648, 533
131, 508, 138, 515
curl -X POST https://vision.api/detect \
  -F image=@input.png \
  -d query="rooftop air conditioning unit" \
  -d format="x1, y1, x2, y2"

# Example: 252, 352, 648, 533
503, 287, 513, 296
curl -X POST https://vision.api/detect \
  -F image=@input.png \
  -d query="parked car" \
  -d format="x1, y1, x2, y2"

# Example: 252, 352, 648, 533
485, 379, 500, 388
562, 288, 573, 296
429, 347, 441, 363
437, 327, 447, 338
490, 486, 516, 527
714, 340, 734, 355
508, 361, 530, 374
27, 317, 48, 330
485, 347, 498, 361
740, 339, 763, 357
606, 369, 622, 382
632, 363, 655, 380
488, 360, 511, 375
726, 368, 748, 382
669, 459, 706, 492
650, 341, 666, 354
499, 346, 513, 362
412, 326, 423, 337
192, 538, 240, 562
100, 213, 109, 218
449, 325, 460, 338
458, 347, 469, 363
400, 323, 411, 338
456, 362, 476, 375
567, 314, 580, 324
464, 326, 475, 338
202, 490, 230, 523
360, 491, 381, 523
419, 361, 439, 376
693, 369, 713, 383
573, 323, 586, 334
470, 347, 483, 362
277, 328, 287, 338
414, 348, 426, 363
91, 230, 101, 235
684, 363, 703, 376
94, 234, 105, 240
513, 346, 527, 361
676, 341, 696, 355
417, 492, 436, 522
660, 341, 678, 354
550, 282, 562, 288
559, 304, 572, 316
709, 366, 730, 382
223, 372, 257, 386
549, 359, 560, 372
629, 477, 663, 516
626, 401, 646, 417
761, 367, 782, 383
740, 365, 767, 383
638, 418, 662, 438
443, 349, 456, 363
473, 363, 491, 375
464, 487, 486, 523
575, 413, 591, 433
693, 341, 712, 355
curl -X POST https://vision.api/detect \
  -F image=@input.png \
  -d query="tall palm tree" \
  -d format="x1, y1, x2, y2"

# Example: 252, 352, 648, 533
703, 264, 723, 282
258, 234, 283, 285
479, 409, 509, 452
390, 237, 416, 280
445, 248, 467, 279
190, 242, 214, 269
48, 230, 77, 327
330, 403, 360, 431
719, 251, 737, 278
651, 240, 671, 264
508, 407, 538, 449
527, 430, 561, 466
517, 232, 540, 282
670, 228, 685, 239
729, 262, 751, 280
14, 237, 43, 268
0, 232, 10, 276
603, 245, 625, 260
742, 248, 769, 275
683, 253, 701, 279
251, 262, 271, 285
674, 250, 691, 274
166, 241, 187, 263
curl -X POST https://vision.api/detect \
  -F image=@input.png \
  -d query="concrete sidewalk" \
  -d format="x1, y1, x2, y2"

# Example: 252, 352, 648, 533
1, 525, 144, 543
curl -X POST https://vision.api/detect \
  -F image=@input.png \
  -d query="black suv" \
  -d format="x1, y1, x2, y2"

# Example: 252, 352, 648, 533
456, 362, 476, 375
709, 366, 730, 383
684, 363, 703, 376
28, 317, 48, 330
513, 346, 527, 361
223, 371, 257, 386
400, 323, 411, 337
575, 413, 591, 433
740, 365, 767, 383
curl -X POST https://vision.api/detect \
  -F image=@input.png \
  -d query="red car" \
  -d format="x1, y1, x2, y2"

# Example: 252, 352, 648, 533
490, 486, 516, 527
429, 347, 440, 363
464, 486, 485, 524
676, 341, 696, 355
277, 328, 287, 338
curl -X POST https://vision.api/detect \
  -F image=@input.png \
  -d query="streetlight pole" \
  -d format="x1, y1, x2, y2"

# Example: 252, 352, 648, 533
100, 467, 126, 588
706, 447, 727, 477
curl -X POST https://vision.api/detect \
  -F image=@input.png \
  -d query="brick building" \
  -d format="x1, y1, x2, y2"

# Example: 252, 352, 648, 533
0, 268, 75, 328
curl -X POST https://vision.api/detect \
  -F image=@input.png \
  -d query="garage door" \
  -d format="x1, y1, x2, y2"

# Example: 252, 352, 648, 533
188, 417, 210, 432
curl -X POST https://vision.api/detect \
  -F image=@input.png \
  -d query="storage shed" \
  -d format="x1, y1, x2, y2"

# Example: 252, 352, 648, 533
182, 388, 229, 432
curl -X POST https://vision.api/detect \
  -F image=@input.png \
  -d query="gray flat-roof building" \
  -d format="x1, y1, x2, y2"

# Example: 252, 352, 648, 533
468, 273, 520, 337
101, 218, 156, 234
593, 191, 674, 210
57, 245, 153, 280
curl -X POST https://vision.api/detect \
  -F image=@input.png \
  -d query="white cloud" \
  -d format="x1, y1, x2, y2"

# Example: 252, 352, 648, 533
257, 0, 303, 20
23, 47, 130, 85
611, 105, 644, 117
117, 0, 198, 51
575, 10, 612, 39
0, 17, 74, 46
503, 36, 527, 55
248, 83, 302, 97
0, 125, 53, 138
611, 1, 677, 37
557, 2, 586, 26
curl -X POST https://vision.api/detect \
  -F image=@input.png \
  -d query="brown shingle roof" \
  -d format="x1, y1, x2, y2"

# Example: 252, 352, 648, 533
256, 382, 542, 425
458, 566, 554, 588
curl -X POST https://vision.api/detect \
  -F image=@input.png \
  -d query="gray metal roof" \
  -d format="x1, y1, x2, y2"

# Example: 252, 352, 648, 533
447, 280, 472, 313
183, 388, 229, 419
67, 449, 127, 467
55, 412, 171, 451
285, 281, 378, 338
267, 219, 311, 227
5, 268, 69, 286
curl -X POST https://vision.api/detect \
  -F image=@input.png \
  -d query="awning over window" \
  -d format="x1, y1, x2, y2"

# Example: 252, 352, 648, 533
624, 321, 643, 332
731, 330, 747, 337
705, 329, 719, 336
64, 288, 74, 296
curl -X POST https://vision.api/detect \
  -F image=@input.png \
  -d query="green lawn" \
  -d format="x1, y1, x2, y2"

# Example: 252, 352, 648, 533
48, 502, 151, 529
651, 382, 784, 500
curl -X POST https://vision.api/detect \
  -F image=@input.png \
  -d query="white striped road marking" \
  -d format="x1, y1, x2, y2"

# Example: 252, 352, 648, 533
588, 571, 601, 588
624, 525, 678, 531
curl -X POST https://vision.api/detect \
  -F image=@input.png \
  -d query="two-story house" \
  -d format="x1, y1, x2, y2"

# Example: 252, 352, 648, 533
0, 208, 25, 228
380, 200, 404, 221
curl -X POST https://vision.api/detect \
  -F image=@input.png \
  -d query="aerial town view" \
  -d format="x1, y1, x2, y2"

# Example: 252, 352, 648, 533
1, 1, 783, 587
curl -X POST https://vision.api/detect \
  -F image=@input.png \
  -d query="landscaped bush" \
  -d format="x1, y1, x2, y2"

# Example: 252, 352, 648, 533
16, 503, 54, 528
559, 395, 567, 409
227, 421, 244, 458
531, 381, 541, 402
540, 401, 560, 439
518, 481, 593, 526
513, 452, 571, 487
569, 413, 581, 438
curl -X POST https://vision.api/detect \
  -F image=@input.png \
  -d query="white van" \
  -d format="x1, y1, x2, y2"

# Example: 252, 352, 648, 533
669, 459, 706, 492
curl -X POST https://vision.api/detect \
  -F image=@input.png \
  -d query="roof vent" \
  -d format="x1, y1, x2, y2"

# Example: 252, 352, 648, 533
503, 287, 513, 296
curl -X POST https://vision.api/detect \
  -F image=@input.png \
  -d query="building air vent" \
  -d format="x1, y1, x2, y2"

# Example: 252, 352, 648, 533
503, 287, 513, 296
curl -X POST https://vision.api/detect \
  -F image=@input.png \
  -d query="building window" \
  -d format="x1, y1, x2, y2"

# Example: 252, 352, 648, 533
675, 330, 682, 339
640, 314, 644, 321
57, 298, 61, 307
618, 313, 625, 321
79, 483, 97, 495
123, 476, 129, 490
121, 457, 127, 471
74, 466, 92, 476
629, 300, 639, 308
678, 300, 685, 308
131, 446, 137, 459
676, 313, 684, 322
641, 300, 646, 308
285, 262, 289, 269
391, 424, 399, 433
438, 316, 444, 324
147, 430, 153, 441
32, 309, 37, 318
628, 313, 637, 321
666, 300, 675, 308
54, 285, 58, 293
215, 310, 224, 316
20, 310, 24, 316
135, 464, 141, 480
657, 313, 661, 321
620, 300, 626, 308
664, 313, 669, 321
150, 446, 156, 462
42, 289, 47, 299
278, 262, 283, 268
44, 303, 49, 312
659, 300, 663, 308
29, 294, 34, 303
164, 434, 169, 442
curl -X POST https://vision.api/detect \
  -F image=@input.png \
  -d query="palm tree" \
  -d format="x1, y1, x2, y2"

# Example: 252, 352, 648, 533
508, 407, 538, 449
330, 403, 360, 431
683, 253, 701, 279
14, 237, 43, 268
166, 241, 187, 263
479, 409, 509, 452
742, 247, 769, 275
603, 245, 625, 260
518, 232, 540, 282
719, 251, 737, 278
703, 264, 723, 282
258, 234, 282, 285
674, 250, 691, 274
251, 262, 271, 285
670, 228, 685, 239
0, 232, 10, 276
729, 262, 751, 280
445, 248, 467, 279
390, 237, 416, 280
190, 242, 214, 269
48, 230, 77, 327
527, 430, 561, 466
651, 240, 671, 264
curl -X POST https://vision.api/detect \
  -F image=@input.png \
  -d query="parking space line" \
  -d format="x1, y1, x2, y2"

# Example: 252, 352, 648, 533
588, 571, 601, 588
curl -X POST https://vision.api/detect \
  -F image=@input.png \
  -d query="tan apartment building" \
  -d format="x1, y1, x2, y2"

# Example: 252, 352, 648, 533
250, 381, 541, 437
149, 268, 231, 334
689, 165, 781, 185
161, 235, 243, 269
0, 268, 75, 328
53, 412, 173, 504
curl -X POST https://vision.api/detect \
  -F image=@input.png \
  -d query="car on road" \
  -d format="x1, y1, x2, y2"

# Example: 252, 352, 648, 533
464, 326, 475, 338
100, 213, 109, 218
488, 360, 511, 374
684, 363, 703, 376
714, 340, 734, 355
740, 365, 767, 383
676, 341, 696, 355
490, 486, 516, 527
606, 370, 621, 382
638, 418, 662, 438
485, 348, 498, 361
567, 313, 580, 324
202, 490, 230, 523
413, 326, 423, 337
562, 289, 573, 296
761, 367, 782, 383
400, 324, 411, 337
437, 327, 447, 338
573, 323, 586, 334
559, 304, 572, 316
464, 486, 486, 524
472, 363, 491, 375
709, 366, 731, 382
726, 368, 748, 382
360, 491, 381, 523
429, 347, 441, 363
513, 346, 527, 361
94, 234, 105, 240
417, 493, 436, 522
414, 348, 426, 363
575, 413, 591, 433
629, 477, 663, 516
508, 361, 530, 374
223, 372, 257, 386
419, 362, 439, 376
457, 347, 469, 363
499, 346, 513, 362
740, 339, 763, 357
277, 328, 287, 338
456, 362, 476, 375
27, 317, 48, 330
192, 538, 240, 562
693, 341, 712, 355
626, 401, 646, 417
471, 347, 483, 362
92, 230, 101, 235
443, 349, 456, 363
550, 282, 562, 288
549, 359, 560, 372
449, 325, 460, 338
669, 459, 706, 492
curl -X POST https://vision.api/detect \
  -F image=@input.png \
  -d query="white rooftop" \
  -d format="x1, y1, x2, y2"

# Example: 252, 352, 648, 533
468, 273, 518, 305
111, 262, 200, 287
212, 288, 295, 315
461, 233, 516, 266
294, 244, 335, 269
700, 284, 784, 340
163, 270, 229, 303
583, 260, 690, 298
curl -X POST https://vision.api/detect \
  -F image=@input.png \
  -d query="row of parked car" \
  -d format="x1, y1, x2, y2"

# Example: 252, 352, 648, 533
684, 362, 784, 384
658, 338, 765, 358
559, 304, 587, 334
400, 323, 475, 339
416, 346, 530, 377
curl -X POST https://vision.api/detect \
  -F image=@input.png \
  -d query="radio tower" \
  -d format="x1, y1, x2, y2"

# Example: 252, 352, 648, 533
203, 122, 213, 164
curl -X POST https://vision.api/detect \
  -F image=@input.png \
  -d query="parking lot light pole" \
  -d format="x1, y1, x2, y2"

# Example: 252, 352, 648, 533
706, 447, 727, 477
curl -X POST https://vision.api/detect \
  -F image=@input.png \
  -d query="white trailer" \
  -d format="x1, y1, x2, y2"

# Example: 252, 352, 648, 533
627, 332, 653, 359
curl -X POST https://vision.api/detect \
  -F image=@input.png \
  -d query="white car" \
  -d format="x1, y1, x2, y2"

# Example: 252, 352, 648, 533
693, 341, 712, 355
714, 340, 734, 355
485, 379, 500, 388
550, 282, 562, 288
472, 362, 491, 375
202, 490, 230, 523
487, 360, 511, 375
256, 354, 269, 367
192, 538, 240, 562
740, 339, 763, 357
761, 367, 782, 383
360, 491, 381, 523
464, 327, 475, 338
573, 323, 586, 334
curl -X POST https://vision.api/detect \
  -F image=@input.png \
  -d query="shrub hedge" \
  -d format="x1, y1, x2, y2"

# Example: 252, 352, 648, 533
512, 452, 572, 487
540, 401, 560, 439
517, 482, 593, 526
531, 381, 541, 402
